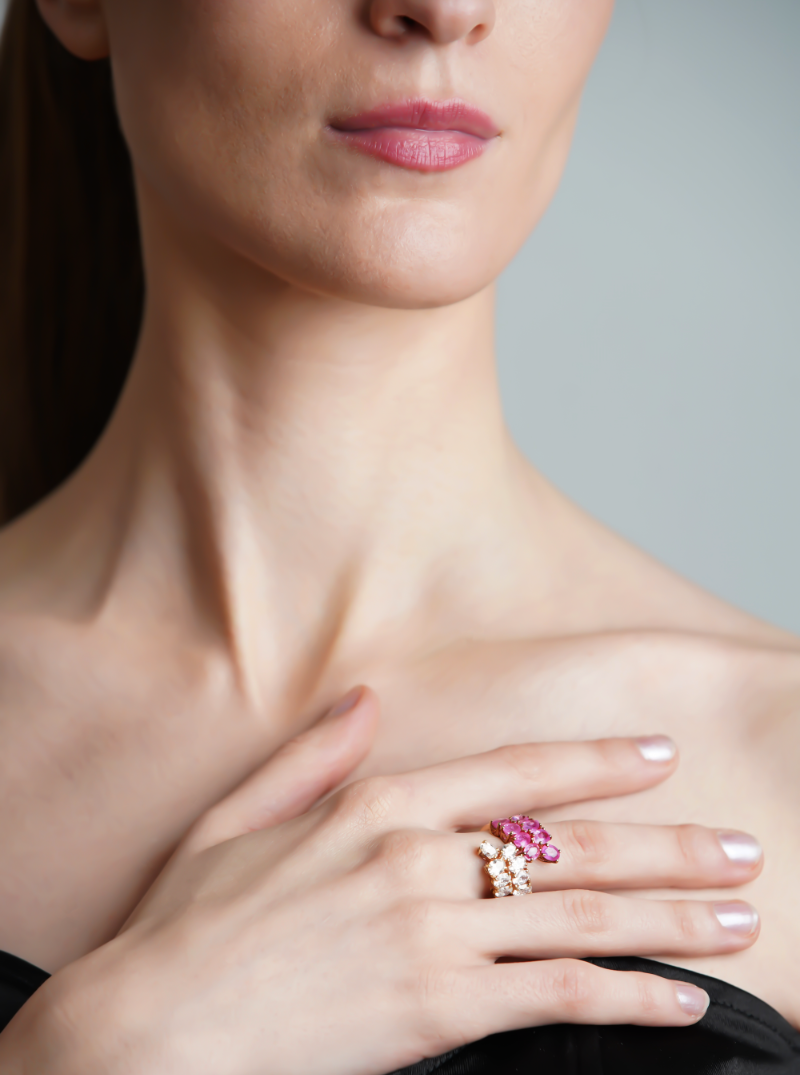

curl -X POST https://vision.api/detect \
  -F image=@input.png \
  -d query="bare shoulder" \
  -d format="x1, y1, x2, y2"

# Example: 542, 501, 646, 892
538, 475, 800, 652
0, 612, 114, 790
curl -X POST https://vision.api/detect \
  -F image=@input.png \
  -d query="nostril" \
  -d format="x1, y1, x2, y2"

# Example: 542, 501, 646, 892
393, 16, 425, 37
372, 12, 421, 39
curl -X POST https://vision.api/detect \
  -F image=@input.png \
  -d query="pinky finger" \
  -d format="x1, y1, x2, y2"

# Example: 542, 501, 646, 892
464, 959, 708, 1038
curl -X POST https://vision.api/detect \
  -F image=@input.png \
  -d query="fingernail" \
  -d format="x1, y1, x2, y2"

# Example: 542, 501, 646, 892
715, 902, 759, 935
717, 831, 763, 866
675, 984, 709, 1019
324, 687, 364, 720
635, 736, 676, 763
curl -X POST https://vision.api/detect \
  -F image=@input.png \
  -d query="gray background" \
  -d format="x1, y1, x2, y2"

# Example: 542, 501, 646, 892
2, 1, 798, 632
497, 0, 800, 634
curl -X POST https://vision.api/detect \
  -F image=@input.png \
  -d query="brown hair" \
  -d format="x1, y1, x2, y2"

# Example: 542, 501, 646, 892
0, 0, 143, 525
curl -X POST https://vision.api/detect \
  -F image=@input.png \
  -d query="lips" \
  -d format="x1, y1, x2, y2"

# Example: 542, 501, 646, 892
328, 98, 499, 173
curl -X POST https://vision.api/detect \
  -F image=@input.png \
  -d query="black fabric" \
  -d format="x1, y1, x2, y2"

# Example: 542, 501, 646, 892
393, 958, 800, 1075
0, 949, 49, 1032
1, 951, 799, 1072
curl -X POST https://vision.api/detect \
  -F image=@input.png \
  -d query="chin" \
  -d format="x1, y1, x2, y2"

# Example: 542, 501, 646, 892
238, 198, 513, 310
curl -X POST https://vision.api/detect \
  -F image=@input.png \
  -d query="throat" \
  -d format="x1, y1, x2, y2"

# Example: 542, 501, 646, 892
40, 278, 548, 706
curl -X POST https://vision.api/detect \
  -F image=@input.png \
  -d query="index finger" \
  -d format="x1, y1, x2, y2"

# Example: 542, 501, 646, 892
395, 736, 677, 829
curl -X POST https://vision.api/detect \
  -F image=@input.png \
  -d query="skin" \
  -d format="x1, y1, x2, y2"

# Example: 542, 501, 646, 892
0, 0, 799, 1066
0, 696, 762, 1074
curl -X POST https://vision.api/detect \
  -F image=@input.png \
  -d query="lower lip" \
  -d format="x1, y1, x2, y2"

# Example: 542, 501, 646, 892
329, 127, 490, 172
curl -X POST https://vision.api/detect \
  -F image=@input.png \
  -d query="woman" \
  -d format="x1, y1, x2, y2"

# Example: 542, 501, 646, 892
0, 0, 798, 1071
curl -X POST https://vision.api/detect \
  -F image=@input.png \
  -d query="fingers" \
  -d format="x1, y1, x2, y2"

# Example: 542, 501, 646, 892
471, 889, 759, 960
353, 737, 678, 831
501, 820, 763, 891
367, 820, 762, 902
457, 960, 710, 1038
358, 830, 759, 960
186, 686, 379, 851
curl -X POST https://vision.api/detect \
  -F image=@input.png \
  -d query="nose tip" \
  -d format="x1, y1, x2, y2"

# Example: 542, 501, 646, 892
369, 0, 496, 46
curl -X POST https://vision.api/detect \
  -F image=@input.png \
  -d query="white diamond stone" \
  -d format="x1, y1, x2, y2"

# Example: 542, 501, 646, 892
478, 841, 500, 860
486, 858, 505, 877
501, 843, 517, 861
509, 856, 527, 875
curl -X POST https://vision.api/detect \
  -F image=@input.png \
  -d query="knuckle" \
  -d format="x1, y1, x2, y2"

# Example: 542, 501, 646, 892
544, 960, 594, 1013
332, 775, 401, 831
634, 972, 663, 1016
415, 962, 451, 1008
413, 965, 466, 1052
562, 890, 613, 936
374, 829, 437, 884
494, 743, 543, 783
568, 821, 610, 875
674, 824, 707, 873
595, 736, 633, 776
671, 900, 702, 945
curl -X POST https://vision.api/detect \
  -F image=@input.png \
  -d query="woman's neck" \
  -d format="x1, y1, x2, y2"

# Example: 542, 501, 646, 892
0, 200, 559, 704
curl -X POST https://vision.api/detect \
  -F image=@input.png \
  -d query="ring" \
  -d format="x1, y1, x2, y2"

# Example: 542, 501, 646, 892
491, 816, 561, 864
476, 816, 560, 899
477, 839, 532, 897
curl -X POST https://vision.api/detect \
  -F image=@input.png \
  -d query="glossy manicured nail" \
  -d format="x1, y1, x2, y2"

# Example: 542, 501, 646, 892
675, 984, 709, 1018
635, 736, 676, 763
715, 902, 759, 935
325, 687, 364, 720
717, 831, 763, 865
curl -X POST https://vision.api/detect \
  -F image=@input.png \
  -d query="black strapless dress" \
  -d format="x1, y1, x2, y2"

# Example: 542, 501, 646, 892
2, 950, 798, 1072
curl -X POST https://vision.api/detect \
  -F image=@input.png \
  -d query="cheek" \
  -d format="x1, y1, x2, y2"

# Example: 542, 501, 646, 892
496, 0, 615, 219
109, 3, 301, 172
107, 0, 320, 215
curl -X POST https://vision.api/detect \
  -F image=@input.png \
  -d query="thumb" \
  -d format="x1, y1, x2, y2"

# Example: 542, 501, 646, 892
186, 686, 379, 851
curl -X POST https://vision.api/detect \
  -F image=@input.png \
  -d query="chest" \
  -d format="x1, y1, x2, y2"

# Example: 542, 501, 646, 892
1, 635, 799, 1023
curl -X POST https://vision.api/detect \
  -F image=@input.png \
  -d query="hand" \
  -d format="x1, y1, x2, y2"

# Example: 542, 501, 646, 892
0, 688, 762, 1075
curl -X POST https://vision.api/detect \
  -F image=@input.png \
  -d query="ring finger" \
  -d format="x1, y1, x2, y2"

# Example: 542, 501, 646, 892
481, 819, 763, 892
392, 822, 762, 898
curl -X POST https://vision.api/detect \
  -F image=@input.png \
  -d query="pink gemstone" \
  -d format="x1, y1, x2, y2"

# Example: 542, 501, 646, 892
510, 815, 523, 822
491, 819, 505, 832
525, 846, 541, 861
520, 819, 538, 832
541, 845, 560, 863
501, 823, 521, 836
513, 831, 532, 849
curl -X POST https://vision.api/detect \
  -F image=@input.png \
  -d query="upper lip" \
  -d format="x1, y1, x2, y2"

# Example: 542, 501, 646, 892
329, 98, 499, 140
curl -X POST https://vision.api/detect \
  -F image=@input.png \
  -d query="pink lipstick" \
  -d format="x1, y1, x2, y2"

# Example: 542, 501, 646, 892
328, 99, 499, 173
